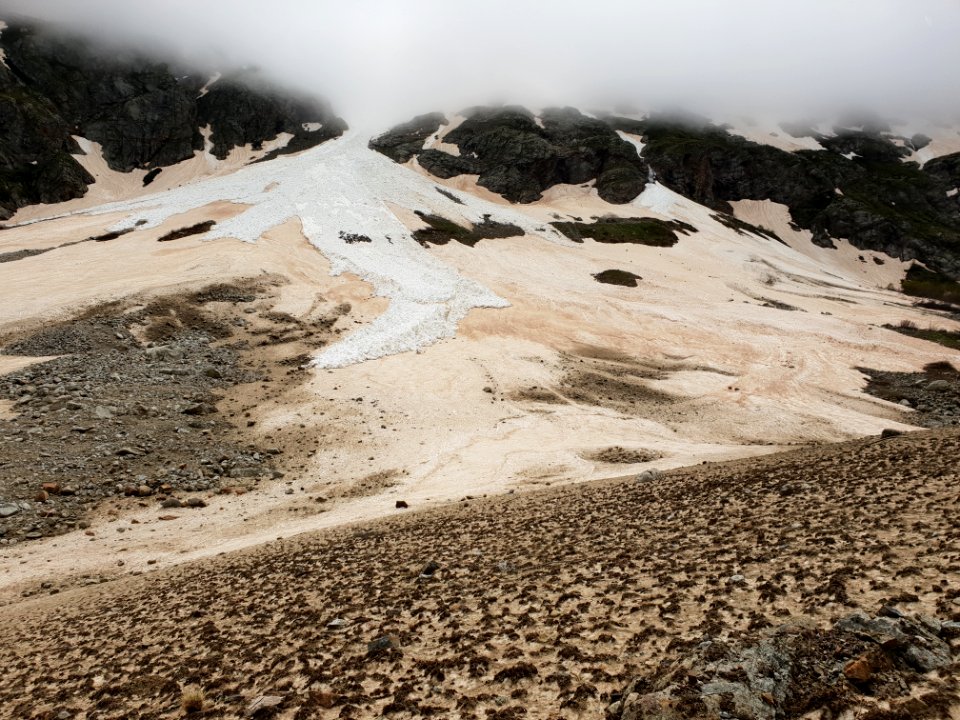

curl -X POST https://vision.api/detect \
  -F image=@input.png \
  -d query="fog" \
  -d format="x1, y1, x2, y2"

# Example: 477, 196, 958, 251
3, 0, 960, 129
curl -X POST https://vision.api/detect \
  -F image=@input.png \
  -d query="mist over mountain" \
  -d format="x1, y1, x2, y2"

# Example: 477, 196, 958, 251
4, 0, 960, 127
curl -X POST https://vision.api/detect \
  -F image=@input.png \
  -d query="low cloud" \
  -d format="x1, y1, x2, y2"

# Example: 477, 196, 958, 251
3, 0, 960, 128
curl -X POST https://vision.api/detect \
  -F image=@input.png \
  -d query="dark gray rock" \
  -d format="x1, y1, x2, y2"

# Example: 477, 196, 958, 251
616, 114, 960, 279
368, 112, 447, 163
379, 106, 649, 204
0, 19, 345, 219
611, 611, 956, 720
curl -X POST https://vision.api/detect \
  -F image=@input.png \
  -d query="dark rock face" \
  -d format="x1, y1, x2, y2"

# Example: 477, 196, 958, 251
0, 62, 95, 216
380, 106, 649, 204
0, 19, 346, 219
924, 151, 960, 187
618, 114, 960, 279
609, 611, 957, 720
368, 112, 447, 163
198, 72, 347, 160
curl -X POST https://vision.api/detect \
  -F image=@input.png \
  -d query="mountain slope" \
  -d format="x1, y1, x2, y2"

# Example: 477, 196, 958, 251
0, 18, 346, 219
1, 428, 957, 719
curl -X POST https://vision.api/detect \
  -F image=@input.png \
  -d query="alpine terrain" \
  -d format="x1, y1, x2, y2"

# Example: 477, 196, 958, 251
0, 11, 958, 720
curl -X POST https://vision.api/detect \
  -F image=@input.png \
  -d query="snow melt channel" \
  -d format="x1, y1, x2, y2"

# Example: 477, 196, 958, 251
85, 132, 567, 368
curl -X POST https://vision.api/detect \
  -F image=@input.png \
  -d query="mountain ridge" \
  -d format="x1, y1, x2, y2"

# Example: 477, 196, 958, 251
0, 17, 346, 220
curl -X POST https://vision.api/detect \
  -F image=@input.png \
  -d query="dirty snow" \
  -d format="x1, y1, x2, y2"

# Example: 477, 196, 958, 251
75, 132, 573, 367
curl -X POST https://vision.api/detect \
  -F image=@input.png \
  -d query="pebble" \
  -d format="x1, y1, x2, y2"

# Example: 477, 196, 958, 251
246, 695, 283, 716
367, 635, 400, 654
843, 657, 873, 682
0, 504, 20, 518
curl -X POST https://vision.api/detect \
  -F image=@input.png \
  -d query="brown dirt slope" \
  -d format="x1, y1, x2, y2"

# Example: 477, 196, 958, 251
0, 429, 958, 719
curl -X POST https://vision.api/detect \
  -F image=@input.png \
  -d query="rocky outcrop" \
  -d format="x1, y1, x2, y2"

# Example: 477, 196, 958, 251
925, 151, 960, 187
368, 112, 447, 163
379, 106, 649, 204
609, 609, 959, 720
0, 18, 346, 219
615, 114, 960, 279
198, 72, 346, 161
0, 62, 94, 216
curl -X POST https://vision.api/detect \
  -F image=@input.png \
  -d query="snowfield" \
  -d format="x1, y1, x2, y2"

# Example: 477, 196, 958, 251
81, 132, 580, 368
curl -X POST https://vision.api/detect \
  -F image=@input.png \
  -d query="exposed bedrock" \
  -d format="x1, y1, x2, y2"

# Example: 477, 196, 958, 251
0, 18, 346, 219
608, 114, 960, 279
373, 106, 649, 204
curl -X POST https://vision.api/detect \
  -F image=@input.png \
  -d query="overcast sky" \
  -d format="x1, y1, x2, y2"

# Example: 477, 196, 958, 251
3, 0, 960, 129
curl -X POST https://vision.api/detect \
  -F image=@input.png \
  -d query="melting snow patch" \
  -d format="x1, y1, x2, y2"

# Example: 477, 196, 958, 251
618, 131, 645, 157
197, 72, 221, 98
634, 182, 683, 215
80, 132, 571, 368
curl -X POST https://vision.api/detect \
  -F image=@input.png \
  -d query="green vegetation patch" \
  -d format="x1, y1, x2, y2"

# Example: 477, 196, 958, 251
551, 217, 695, 246
592, 269, 642, 287
886, 320, 960, 350
902, 265, 960, 304
412, 212, 524, 247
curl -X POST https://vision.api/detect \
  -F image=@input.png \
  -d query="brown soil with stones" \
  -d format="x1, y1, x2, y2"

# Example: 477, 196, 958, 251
0, 278, 353, 544
0, 427, 957, 719
510, 347, 737, 428
860, 361, 960, 428
582, 446, 661, 464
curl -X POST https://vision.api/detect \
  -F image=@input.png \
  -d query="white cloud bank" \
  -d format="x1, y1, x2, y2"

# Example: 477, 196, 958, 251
2, 0, 959, 127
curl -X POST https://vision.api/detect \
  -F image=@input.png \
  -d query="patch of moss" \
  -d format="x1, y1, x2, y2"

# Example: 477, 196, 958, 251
157, 221, 216, 243
551, 217, 695, 246
592, 269, 642, 287
902, 265, 960, 304
413, 213, 524, 247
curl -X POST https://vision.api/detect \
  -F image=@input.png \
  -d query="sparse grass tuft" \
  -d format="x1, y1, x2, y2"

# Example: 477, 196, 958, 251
181, 685, 205, 714
886, 320, 960, 349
